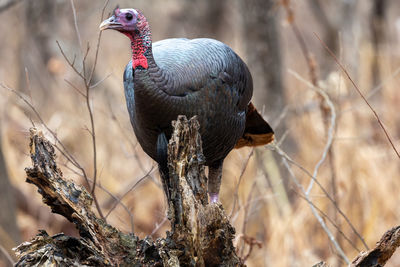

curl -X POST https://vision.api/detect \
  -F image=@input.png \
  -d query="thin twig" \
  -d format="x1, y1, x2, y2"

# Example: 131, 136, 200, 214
105, 166, 154, 219
241, 236, 262, 263
56, 41, 107, 219
24, 68, 33, 104
64, 79, 86, 98
275, 145, 350, 264
56, 41, 85, 79
231, 194, 275, 228
86, 0, 110, 198
241, 181, 257, 237
330, 34, 344, 253
1, 83, 84, 175
61, 162, 135, 232
149, 216, 168, 238
340, 66, 400, 115
1, 83, 106, 223
272, 144, 369, 250
58, 0, 110, 220
70, 0, 82, 52
106, 100, 148, 172
0, 243, 15, 266
287, 70, 337, 195
5, 6, 109, 221
82, 43, 90, 79
282, 6, 344, 252
62, 4, 99, 196
88, 0, 110, 85
85, 83, 97, 195
239, 181, 257, 260
282, 0, 318, 86
315, 32, 400, 159
282, 4, 346, 254
90, 180, 133, 232
294, 191, 360, 252
90, 73, 112, 89
229, 149, 254, 218
2, 83, 110, 226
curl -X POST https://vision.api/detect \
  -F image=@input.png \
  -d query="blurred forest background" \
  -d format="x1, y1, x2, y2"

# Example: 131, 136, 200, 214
1, 0, 400, 266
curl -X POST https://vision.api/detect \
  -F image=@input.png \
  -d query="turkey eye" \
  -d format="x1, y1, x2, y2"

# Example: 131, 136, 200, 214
125, 13, 133, 21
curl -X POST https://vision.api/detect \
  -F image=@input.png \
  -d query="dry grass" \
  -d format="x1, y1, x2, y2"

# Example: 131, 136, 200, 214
1, 0, 400, 266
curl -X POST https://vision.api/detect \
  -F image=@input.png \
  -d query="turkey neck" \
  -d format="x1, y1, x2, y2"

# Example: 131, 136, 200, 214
127, 12, 152, 70
125, 13, 172, 126
126, 13, 167, 89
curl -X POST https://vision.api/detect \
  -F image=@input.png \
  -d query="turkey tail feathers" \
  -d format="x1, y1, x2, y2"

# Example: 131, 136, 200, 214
235, 102, 274, 149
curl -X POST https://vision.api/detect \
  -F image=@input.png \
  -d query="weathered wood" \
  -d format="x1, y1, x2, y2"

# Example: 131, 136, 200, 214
15, 128, 136, 266
350, 226, 400, 267
14, 116, 242, 266
167, 116, 241, 266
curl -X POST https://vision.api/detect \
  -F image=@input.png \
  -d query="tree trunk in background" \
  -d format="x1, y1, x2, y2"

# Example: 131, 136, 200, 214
309, 0, 339, 77
340, 0, 364, 84
0, 135, 20, 265
370, 0, 386, 91
25, 0, 56, 64
309, 1, 366, 83
171, 0, 226, 39
18, 0, 57, 98
240, 0, 295, 211
240, 0, 284, 123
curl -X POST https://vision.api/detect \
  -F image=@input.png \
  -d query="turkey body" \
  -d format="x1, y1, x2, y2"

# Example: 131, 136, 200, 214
100, 7, 273, 203
123, 38, 252, 165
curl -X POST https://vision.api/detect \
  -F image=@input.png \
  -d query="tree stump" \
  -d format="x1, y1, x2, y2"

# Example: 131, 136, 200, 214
14, 116, 242, 266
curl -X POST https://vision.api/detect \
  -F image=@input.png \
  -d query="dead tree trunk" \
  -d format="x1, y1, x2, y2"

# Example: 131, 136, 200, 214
317, 225, 400, 267
14, 116, 242, 266
350, 226, 400, 267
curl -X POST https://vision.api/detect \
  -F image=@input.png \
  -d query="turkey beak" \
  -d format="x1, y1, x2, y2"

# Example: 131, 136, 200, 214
99, 16, 122, 31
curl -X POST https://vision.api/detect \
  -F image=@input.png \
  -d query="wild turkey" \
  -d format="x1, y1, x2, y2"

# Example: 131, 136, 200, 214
100, 7, 274, 203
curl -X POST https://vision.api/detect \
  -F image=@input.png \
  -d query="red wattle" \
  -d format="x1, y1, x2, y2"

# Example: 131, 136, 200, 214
126, 12, 151, 70
133, 55, 148, 69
